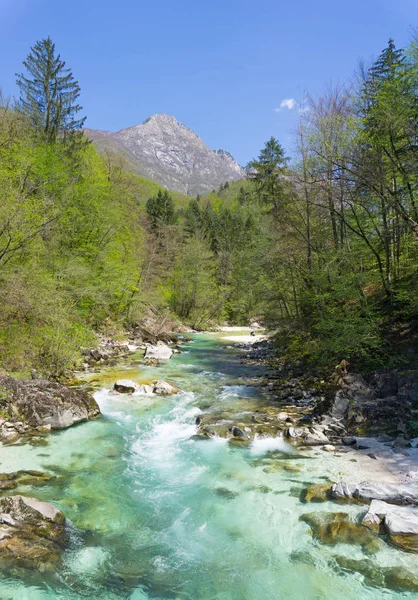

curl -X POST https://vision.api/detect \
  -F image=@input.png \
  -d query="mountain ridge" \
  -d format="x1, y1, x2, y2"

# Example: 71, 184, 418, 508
84, 114, 245, 196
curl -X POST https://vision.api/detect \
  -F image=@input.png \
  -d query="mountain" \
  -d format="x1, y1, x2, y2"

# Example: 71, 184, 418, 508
84, 114, 245, 196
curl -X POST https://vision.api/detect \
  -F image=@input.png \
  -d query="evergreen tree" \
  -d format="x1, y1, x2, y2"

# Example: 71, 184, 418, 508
16, 37, 86, 143
146, 190, 176, 230
184, 198, 203, 237
247, 137, 289, 219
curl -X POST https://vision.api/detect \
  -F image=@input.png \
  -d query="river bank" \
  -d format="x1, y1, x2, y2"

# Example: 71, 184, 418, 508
0, 330, 417, 598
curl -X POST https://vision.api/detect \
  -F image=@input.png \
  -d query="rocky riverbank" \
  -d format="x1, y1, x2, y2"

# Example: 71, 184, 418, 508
1, 327, 418, 589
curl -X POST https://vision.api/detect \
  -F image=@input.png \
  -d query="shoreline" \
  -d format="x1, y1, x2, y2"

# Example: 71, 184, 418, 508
225, 330, 417, 488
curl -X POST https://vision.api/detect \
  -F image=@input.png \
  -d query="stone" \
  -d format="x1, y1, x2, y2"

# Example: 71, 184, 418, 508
277, 412, 290, 422
335, 556, 418, 592
286, 427, 306, 439
362, 499, 418, 553
322, 445, 336, 452
144, 342, 173, 361
300, 511, 380, 554
372, 372, 399, 398
301, 483, 332, 503
342, 436, 357, 446
362, 499, 418, 534
152, 381, 179, 396
393, 436, 412, 449
113, 380, 137, 394
332, 481, 418, 505
331, 374, 374, 419
229, 426, 248, 439
0, 377, 100, 435
304, 429, 330, 445
89, 348, 102, 362
377, 433, 393, 442
0, 495, 66, 571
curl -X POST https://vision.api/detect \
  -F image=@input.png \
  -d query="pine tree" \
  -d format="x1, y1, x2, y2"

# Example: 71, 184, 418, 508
247, 137, 289, 219
146, 190, 176, 231
16, 37, 86, 143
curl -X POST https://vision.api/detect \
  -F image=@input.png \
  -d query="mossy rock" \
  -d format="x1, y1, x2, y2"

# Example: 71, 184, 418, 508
282, 464, 301, 473
336, 556, 418, 592
389, 534, 418, 553
300, 483, 332, 503
214, 487, 240, 500
300, 512, 381, 554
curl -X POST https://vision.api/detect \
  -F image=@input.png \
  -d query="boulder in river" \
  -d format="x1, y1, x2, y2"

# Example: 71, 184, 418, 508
229, 426, 248, 439
144, 342, 173, 360
300, 511, 381, 554
335, 556, 418, 593
362, 499, 418, 552
0, 377, 100, 438
152, 381, 179, 396
301, 483, 333, 503
332, 481, 418, 505
114, 380, 138, 394
0, 495, 66, 572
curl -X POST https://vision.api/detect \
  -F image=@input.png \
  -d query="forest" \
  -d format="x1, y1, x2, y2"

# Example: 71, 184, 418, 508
1, 35, 418, 377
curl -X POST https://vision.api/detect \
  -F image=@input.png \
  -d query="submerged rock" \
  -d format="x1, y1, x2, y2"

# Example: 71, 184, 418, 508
0, 470, 56, 493
300, 511, 381, 554
335, 556, 418, 592
0, 495, 66, 572
0, 377, 100, 439
301, 483, 332, 503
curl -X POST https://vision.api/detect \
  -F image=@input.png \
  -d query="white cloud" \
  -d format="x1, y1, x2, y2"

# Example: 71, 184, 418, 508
275, 98, 296, 112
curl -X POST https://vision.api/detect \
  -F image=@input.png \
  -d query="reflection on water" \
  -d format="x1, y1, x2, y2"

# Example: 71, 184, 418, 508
0, 334, 416, 599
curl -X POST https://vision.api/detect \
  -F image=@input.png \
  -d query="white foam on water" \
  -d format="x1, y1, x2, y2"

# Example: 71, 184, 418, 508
65, 546, 108, 575
197, 370, 228, 381
130, 392, 200, 471
219, 384, 254, 401
249, 434, 293, 455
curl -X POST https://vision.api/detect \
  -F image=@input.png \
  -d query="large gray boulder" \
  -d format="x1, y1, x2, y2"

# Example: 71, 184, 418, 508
363, 500, 418, 535
332, 374, 374, 419
362, 499, 418, 553
0, 377, 100, 436
0, 495, 66, 571
332, 481, 418, 505
144, 342, 173, 360
152, 381, 179, 396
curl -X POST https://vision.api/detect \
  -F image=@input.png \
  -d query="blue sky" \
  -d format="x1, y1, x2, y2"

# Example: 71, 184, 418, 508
0, 0, 417, 165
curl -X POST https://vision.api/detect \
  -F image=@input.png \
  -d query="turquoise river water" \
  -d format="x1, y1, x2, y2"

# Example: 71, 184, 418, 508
0, 332, 417, 599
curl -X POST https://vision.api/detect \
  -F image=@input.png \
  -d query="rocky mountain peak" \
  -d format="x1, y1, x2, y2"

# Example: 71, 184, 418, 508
85, 115, 245, 196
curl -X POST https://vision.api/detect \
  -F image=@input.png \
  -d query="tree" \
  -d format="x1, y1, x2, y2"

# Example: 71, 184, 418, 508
247, 137, 289, 219
16, 37, 86, 143
146, 190, 176, 231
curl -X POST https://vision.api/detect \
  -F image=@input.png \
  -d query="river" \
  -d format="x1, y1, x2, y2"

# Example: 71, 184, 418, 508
0, 332, 416, 599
